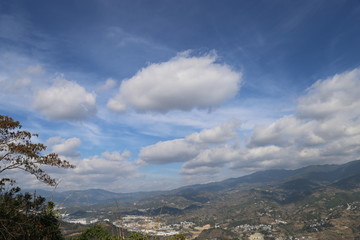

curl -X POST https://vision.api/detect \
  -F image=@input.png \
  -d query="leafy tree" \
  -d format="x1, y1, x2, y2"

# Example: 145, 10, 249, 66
0, 186, 63, 240
71, 226, 186, 240
0, 115, 75, 239
126, 232, 148, 240
169, 233, 187, 240
75, 225, 121, 240
0, 115, 75, 186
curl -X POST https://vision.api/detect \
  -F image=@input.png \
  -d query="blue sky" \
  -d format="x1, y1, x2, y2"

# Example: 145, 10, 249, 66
1, 0, 360, 192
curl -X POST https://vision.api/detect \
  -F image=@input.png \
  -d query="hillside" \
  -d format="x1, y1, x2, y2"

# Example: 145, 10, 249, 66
23, 188, 161, 207
42, 159, 360, 239
38, 160, 360, 207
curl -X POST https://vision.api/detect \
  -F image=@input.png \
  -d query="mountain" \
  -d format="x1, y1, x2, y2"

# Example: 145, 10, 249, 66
112, 159, 360, 219
23, 188, 161, 207
53, 159, 360, 239
133, 159, 360, 239
188, 159, 360, 192
26, 159, 360, 207
144, 160, 360, 206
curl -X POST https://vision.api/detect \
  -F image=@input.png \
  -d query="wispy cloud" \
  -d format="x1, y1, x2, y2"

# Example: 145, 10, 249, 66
97, 78, 117, 91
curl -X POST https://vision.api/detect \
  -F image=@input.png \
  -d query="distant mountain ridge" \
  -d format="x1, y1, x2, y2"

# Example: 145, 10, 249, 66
51, 159, 360, 239
26, 159, 360, 206
23, 188, 162, 206
163, 160, 360, 197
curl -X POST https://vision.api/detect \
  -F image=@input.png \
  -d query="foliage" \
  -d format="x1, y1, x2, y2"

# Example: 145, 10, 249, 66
0, 115, 75, 186
126, 232, 148, 240
72, 225, 121, 240
69, 227, 187, 240
0, 115, 75, 239
169, 233, 187, 240
0, 186, 63, 240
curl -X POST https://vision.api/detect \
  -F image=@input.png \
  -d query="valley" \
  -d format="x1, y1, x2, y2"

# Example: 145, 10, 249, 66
54, 160, 360, 239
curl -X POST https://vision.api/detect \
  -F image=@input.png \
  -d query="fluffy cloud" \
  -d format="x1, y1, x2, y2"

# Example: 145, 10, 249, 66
48, 137, 82, 157
107, 52, 242, 113
237, 68, 360, 170
139, 67, 360, 179
33, 79, 97, 121
297, 68, 360, 120
74, 151, 139, 178
8, 150, 142, 191
186, 121, 240, 144
180, 146, 239, 175
249, 115, 304, 147
138, 122, 239, 168
138, 139, 200, 165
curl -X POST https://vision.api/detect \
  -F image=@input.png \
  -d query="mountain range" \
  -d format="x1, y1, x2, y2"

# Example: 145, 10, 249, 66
29, 159, 360, 207
42, 159, 360, 239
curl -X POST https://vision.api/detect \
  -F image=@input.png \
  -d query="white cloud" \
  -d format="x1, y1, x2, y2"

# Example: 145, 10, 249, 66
297, 68, 360, 120
138, 67, 360, 179
249, 115, 302, 147
181, 146, 238, 171
108, 52, 242, 113
33, 78, 97, 121
74, 151, 139, 178
239, 68, 360, 170
4, 150, 143, 192
48, 137, 82, 157
138, 122, 240, 171
138, 139, 200, 165
186, 121, 240, 144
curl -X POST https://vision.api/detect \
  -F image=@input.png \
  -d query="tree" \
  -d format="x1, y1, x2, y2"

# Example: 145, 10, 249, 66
76, 225, 112, 240
0, 115, 75, 186
0, 186, 63, 240
73, 225, 122, 240
0, 115, 75, 239
169, 233, 187, 240
126, 232, 148, 240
